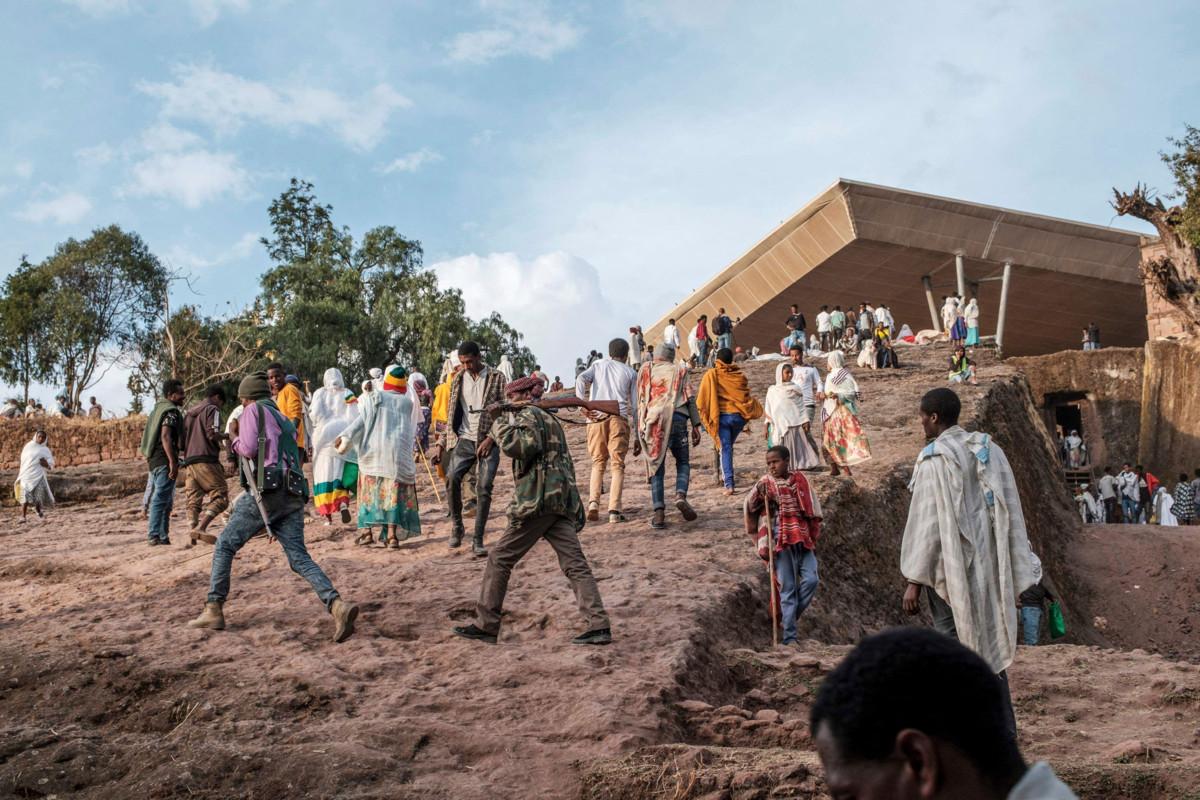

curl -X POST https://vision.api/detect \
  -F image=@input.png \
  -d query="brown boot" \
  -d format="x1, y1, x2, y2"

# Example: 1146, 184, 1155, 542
675, 494, 697, 521
651, 508, 666, 530
331, 597, 359, 643
187, 602, 225, 630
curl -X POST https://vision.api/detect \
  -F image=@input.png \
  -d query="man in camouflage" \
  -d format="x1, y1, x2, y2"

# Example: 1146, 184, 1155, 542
453, 376, 612, 646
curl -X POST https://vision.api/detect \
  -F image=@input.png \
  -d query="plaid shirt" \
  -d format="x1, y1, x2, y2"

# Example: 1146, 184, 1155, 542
437, 366, 507, 448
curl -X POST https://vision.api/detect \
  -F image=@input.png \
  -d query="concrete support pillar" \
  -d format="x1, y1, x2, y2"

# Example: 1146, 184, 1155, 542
922, 275, 940, 332
996, 261, 1012, 355
955, 251, 966, 300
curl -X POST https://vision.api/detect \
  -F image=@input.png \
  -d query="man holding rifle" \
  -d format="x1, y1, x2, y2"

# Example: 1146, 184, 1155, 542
453, 375, 612, 646
187, 371, 359, 643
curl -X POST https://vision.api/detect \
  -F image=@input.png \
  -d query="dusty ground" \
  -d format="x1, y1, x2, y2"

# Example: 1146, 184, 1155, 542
2, 343, 1199, 799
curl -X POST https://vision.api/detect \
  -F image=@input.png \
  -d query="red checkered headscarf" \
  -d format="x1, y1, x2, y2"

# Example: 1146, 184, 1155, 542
504, 375, 544, 399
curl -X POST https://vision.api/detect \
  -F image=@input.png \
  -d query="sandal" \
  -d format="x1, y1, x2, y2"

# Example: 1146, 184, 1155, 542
354, 531, 375, 546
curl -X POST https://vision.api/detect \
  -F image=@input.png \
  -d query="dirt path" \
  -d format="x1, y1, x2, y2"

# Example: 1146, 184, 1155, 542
3, 344, 1200, 799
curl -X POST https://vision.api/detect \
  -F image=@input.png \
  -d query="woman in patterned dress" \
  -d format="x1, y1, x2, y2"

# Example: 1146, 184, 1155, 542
821, 351, 871, 478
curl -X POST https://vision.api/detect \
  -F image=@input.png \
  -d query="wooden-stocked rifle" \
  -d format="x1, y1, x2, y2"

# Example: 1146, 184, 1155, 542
486, 394, 620, 418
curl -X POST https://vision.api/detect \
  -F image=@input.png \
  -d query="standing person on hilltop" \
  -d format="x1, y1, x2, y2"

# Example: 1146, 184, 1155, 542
452, 376, 612, 647
550, 376, 564, 392
87, 396, 103, 420
140, 379, 184, 546
430, 340, 506, 557
829, 305, 846, 345
531, 364, 550, 392
875, 303, 894, 338
744, 445, 823, 646
816, 305, 833, 353
856, 302, 874, 339
576, 338, 640, 524
965, 297, 981, 346
901, 387, 1037, 741
637, 342, 702, 529
1097, 466, 1119, 523
697, 347, 764, 496
310, 368, 356, 527
821, 351, 871, 478
1173, 474, 1196, 526
1117, 462, 1140, 523
188, 371, 359, 642
1088, 322, 1101, 351
713, 308, 735, 353
17, 430, 54, 522
662, 318, 681, 353
180, 385, 229, 547
628, 327, 645, 370
764, 363, 821, 471
267, 363, 306, 458
784, 303, 807, 352
689, 314, 710, 367
788, 345, 824, 467
337, 365, 423, 548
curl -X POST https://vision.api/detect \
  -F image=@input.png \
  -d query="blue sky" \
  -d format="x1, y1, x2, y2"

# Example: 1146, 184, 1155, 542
2, 0, 1197, 410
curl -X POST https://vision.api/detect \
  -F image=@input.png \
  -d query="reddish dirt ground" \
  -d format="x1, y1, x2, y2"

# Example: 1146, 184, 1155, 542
2, 342, 1198, 799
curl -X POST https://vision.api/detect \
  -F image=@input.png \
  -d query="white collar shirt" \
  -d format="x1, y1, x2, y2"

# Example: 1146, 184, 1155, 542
576, 357, 637, 420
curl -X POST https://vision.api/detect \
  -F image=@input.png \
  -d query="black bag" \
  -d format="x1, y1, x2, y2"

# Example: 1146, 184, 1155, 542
253, 403, 309, 499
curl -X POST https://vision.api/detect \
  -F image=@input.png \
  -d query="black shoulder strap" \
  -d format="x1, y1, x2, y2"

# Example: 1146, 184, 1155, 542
256, 402, 267, 490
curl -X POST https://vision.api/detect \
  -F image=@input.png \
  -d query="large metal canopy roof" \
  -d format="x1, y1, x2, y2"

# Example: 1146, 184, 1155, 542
647, 179, 1147, 357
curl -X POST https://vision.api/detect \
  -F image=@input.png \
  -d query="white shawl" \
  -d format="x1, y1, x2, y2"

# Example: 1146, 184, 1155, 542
822, 351, 858, 417
339, 369, 421, 483
497, 356, 514, 383
900, 426, 1036, 673
310, 368, 351, 454
764, 363, 807, 431
965, 299, 980, 327
18, 435, 54, 499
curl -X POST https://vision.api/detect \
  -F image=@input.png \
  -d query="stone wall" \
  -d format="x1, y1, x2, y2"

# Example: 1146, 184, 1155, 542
1139, 339, 1200, 479
1010, 348, 1145, 469
0, 416, 146, 470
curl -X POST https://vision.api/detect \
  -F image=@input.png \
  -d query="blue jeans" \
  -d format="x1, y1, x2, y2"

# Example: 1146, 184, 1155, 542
695, 340, 708, 365
147, 465, 176, 542
1121, 496, 1138, 523
650, 412, 691, 510
776, 544, 818, 644
1020, 606, 1042, 646
718, 413, 746, 488
207, 493, 338, 609
785, 331, 805, 351
717, 333, 733, 352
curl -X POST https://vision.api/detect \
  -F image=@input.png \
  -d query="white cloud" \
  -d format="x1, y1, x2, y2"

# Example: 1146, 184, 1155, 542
60, 0, 132, 15
164, 232, 259, 271
380, 147, 442, 174
138, 64, 411, 151
432, 251, 623, 380
446, 0, 581, 64
75, 142, 115, 166
13, 161, 34, 179
188, 0, 249, 26
140, 121, 205, 152
17, 191, 93, 224
123, 150, 250, 208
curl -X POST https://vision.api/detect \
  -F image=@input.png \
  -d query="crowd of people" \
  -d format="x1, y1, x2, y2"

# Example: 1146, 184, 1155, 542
1, 394, 105, 420
1077, 464, 1200, 526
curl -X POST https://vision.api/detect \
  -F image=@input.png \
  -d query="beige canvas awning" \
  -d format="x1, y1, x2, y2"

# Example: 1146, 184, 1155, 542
647, 180, 1146, 357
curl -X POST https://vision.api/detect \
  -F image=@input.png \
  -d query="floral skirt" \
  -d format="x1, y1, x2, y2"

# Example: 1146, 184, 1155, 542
823, 404, 872, 467
357, 473, 421, 538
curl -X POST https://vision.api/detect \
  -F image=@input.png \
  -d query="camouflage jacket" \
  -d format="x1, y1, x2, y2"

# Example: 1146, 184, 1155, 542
495, 406, 585, 531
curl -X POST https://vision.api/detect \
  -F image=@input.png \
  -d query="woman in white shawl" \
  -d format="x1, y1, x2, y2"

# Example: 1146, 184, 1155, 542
17, 430, 54, 521
496, 355, 514, 383
337, 364, 423, 548
964, 298, 981, 346
1153, 486, 1178, 526
310, 368, 355, 526
764, 363, 822, 470
821, 351, 872, 478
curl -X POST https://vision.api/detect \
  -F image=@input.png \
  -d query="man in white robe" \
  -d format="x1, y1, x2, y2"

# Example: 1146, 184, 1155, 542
900, 387, 1037, 740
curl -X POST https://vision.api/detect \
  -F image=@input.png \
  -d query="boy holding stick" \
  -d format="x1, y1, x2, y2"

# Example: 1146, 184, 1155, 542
744, 445, 822, 646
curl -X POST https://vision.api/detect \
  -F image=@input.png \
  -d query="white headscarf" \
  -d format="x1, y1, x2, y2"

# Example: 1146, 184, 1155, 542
765, 363, 807, 430
18, 432, 54, 495
310, 368, 351, 454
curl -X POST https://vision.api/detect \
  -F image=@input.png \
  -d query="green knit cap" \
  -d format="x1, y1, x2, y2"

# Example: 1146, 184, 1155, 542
238, 370, 271, 400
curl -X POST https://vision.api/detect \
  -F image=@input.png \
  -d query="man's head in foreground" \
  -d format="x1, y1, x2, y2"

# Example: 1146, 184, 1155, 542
811, 627, 1026, 799
919, 388, 960, 440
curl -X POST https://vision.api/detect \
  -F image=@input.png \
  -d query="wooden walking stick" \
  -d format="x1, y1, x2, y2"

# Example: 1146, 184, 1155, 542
764, 497, 779, 646
416, 444, 443, 503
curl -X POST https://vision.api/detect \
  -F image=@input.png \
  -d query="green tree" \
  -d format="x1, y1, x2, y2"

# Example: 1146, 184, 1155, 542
258, 179, 536, 381
1113, 124, 1200, 334
0, 258, 55, 406
38, 225, 169, 409
469, 311, 537, 374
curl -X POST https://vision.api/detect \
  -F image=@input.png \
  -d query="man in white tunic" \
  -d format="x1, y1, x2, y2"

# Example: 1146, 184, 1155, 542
900, 388, 1036, 741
